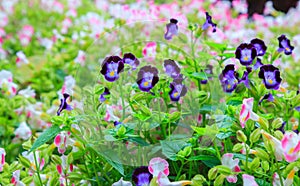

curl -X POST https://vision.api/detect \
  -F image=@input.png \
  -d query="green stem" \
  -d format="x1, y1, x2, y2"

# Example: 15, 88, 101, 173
33, 151, 43, 186
276, 161, 284, 186
91, 151, 101, 185
213, 138, 221, 161
245, 143, 249, 173
119, 76, 126, 121
175, 160, 185, 181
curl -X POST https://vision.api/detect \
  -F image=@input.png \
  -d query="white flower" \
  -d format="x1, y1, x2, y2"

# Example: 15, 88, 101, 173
16, 51, 29, 66
18, 86, 36, 98
14, 122, 32, 140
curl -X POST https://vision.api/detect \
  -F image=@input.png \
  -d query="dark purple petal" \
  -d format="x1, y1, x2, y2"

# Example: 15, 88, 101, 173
201, 65, 213, 84
219, 64, 239, 93
235, 43, 257, 66
99, 87, 110, 103
259, 93, 274, 105
114, 121, 122, 126
250, 38, 267, 56
202, 12, 217, 33
258, 64, 282, 90
277, 35, 294, 55
57, 93, 73, 116
296, 106, 300, 112
238, 71, 250, 88
132, 166, 152, 186
137, 65, 159, 92
123, 53, 140, 70
163, 59, 180, 78
164, 18, 178, 40
169, 78, 187, 102
253, 58, 263, 70
278, 122, 286, 134
100, 56, 124, 82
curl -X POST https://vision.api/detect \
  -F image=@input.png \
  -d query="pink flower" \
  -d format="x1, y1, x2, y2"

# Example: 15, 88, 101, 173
157, 172, 192, 186
221, 153, 241, 183
54, 131, 71, 154
273, 168, 298, 186
281, 132, 300, 162
14, 121, 32, 140
239, 98, 259, 128
11, 170, 25, 186
56, 155, 74, 178
0, 70, 18, 97
142, 42, 157, 60
148, 157, 169, 177
242, 174, 258, 186
261, 131, 284, 161
21, 151, 45, 176
16, 51, 29, 66
61, 18, 72, 34
74, 50, 86, 66
0, 148, 5, 172
0, 12, 8, 27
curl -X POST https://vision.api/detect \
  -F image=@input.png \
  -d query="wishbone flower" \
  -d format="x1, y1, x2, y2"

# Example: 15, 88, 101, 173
221, 153, 241, 183
239, 98, 260, 128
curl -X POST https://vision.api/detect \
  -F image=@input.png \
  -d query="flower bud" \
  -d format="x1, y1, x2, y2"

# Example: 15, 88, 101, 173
169, 111, 181, 122
68, 172, 84, 180
22, 176, 33, 184
233, 143, 244, 152
18, 155, 31, 168
272, 118, 284, 130
22, 139, 32, 150
214, 174, 226, 186
274, 130, 283, 140
250, 128, 261, 143
192, 174, 207, 186
283, 162, 299, 175
131, 92, 149, 102
216, 165, 232, 176
177, 146, 192, 158
254, 148, 269, 161
117, 125, 126, 137
249, 157, 260, 170
208, 167, 218, 180
258, 118, 269, 130
236, 130, 247, 142
261, 161, 269, 171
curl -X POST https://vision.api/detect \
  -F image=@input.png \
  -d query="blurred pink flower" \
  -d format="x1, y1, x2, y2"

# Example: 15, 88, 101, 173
0, 148, 5, 172
281, 132, 300, 162
239, 98, 259, 128
74, 50, 86, 66
261, 131, 284, 161
157, 172, 191, 186
242, 174, 258, 186
18, 86, 36, 98
16, 51, 29, 66
11, 170, 25, 186
54, 131, 71, 154
14, 121, 32, 140
142, 42, 157, 60
22, 151, 45, 176
221, 153, 241, 183
273, 167, 297, 186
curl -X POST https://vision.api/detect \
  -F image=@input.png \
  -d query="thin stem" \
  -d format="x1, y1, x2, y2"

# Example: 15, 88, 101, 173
33, 151, 43, 186
175, 160, 185, 181
91, 151, 101, 185
245, 143, 249, 173
213, 138, 221, 161
119, 76, 126, 121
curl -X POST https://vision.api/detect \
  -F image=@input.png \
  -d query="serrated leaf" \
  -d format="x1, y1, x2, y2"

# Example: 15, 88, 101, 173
30, 125, 62, 152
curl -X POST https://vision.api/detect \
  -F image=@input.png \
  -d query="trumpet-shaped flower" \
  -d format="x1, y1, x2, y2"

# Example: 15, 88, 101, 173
123, 53, 140, 70
74, 50, 86, 66
221, 153, 241, 183
261, 131, 285, 161
132, 166, 152, 186
242, 174, 258, 186
250, 38, 267, 56
16, 51, 29, 66
0, 148, 5, 172
14, 121, 32, 140
99, 87, 110, 103
148, 157, 169, 177
54, 131, 71, 154
219, 64, 239, 93
21, 151, 45, 176
169, 77, 187, 102
164, 59, 181, 79
164, 18, 178, 40
57, 93, 73, 116
11, 170, 25, 186
157, 172, 192, 186
239, 98, 259, 128
281, 132, 300, 162
273, 168, 298, 186
202, 12, 217, 32
235, 43, 257, 66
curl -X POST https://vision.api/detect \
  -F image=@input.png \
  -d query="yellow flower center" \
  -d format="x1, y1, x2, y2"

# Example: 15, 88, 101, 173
285, 47, 290, 51
173, 92, 179, 97
144, 81, 149, 86
110, 71, 115, 76
268, 79, 273, 84
227, 84, 231, 89
243, 56, 249, 61
288, 147, 295, 154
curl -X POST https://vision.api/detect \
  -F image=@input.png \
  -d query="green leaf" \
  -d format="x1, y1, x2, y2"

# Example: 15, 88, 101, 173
205, 41, 227, 52
191, 126, 206, 136
128, 137, 149, 146
160, 140, 187, 161
216, 131, 232, 139
30, 125, 62, 152
188, 155, 216, 161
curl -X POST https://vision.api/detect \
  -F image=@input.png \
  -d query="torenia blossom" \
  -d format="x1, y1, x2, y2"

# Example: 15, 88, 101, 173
57, 155, 74, 179
239, 98, 259, 128
242, 174, 258, 186
281, 132, 300, 162
16, 51, 29, 66
261, 131, 284, 161
54, 131, 71, 154
157, 172, 192, 186
142, 42, 157, 60
74, 50, 86, 66
61, 75, 76, 95
22, 151, 45, 176
18, 86, 35, 98
14, 121, 32, 140
0, 70, 17, 97
11, 170, 25, 186
221, 153, 241, 183
112, 177, 132, 186
0, 148, 5, 172
148, 157, 169, 177
273, 168, 298, 186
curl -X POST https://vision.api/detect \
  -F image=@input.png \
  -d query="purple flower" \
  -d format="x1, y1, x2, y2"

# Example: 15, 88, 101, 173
250, 38, 267, 56
169, 77, 187, 102
277, 35, 294, 55
114, 121, 122, 126
164, 18, 178, 40
202, 12, 217, 32
259, 93, 274, 105
137, 65, 159, 92
99, 87, 110, 103
200, 65, 213, 84
163, 59, 180, 79
123, 53, 140, 70
258, 64, 282, 90
235, 43, 257, 66
238, 70, 250, 88
57, 93, 73, 116
219, 64, 239, 93
132, 166, 153, 186
253, 58, 263, 70
100, 56, 124, 82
